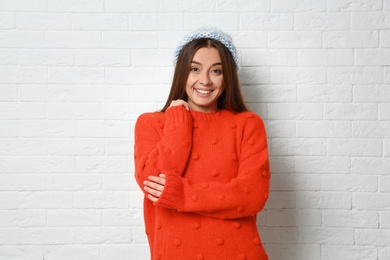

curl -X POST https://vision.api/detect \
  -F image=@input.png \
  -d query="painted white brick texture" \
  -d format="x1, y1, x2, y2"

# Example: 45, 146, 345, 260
0, 0, 389, 259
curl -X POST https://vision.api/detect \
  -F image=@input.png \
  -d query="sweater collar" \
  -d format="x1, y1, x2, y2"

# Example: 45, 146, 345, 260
189, 109, 230, 121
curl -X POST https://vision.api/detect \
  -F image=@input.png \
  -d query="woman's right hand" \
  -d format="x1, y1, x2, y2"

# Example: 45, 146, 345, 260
169, 99, 190, 111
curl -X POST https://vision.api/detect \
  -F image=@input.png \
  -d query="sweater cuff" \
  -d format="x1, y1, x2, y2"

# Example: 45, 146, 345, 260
156, 172, 182, 209
165, 105, 192, 125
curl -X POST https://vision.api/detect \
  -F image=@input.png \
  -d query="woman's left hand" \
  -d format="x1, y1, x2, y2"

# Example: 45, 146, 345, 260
143, 174, 166, 202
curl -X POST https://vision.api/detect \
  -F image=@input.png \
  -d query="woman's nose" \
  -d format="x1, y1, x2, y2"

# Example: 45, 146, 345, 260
199, 71, 211, 86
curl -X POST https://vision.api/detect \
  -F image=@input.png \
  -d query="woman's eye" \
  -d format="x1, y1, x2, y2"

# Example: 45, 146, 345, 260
190, 67, 200, 72
211, 69, 222, 74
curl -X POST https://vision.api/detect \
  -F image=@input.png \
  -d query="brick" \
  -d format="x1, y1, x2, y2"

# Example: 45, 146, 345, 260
132, 227, 148, 243
48, 138, 104, 156
328, 0, 383, 11
0, 210, 46, 227
258, 227, 298, 243
324, 103, 377, 120
381, 30, 390, 47
271, 0, 326, 12
324, 31, 379, 48
0, 103, 46, 120
45, 174, 102, 191
48, 0, 104, 12
242, 49, 297, 66
184, 13, 239, 30
271, 67, 326, 84
296, 191, 351, 209
0, 30, 45, 48
72, 13, 128, 30
16, 13, 73, 30
49, 67, 104, 84
356, 229, 390, 246
129, 191, 143, 209
352, 157, 390, 174
132, 49, 173, 67
356, 49, 390, 65
266, 192, 296, 209
75, 49, 130, 67
129, 13, 183, 31
267, 244, 321, 260
105, 139, 133, 155
264, 120, 296, 138
105, 68, 160, 84
19, 191, 73, 209
230, 31, 268, 48
75, 156, 129, 173
296, 121, 351, 138
103, 174, 134, 190
386, 67, 390, 83
323, 174, 378, 192
100, 244, 150, 260
322, 245, 377, 260
242, 85, 296, 102
299, 227, 354, 245
74, 85, 130, 102
297, 85, 352, 102
294, 156, 350, 173
386, 0, 390, 10
380, 247, 390, 260
240, 13, 293, 30
354, 193, 390, 210
0, 67, 47, 84
0, 157, 18, 173
267, 209, 321, 226
352, 12, 390, 29
323, 210, 378, 228
299, 49, 353, 66
19, 120, 75, 137
46, 31, 101, 48
354, 85, 390, 102
0, 0, 46, 11
103, 209, 144, 226
269, 157, 295, 173
21, 227, 76, 245
0, 120, 19, 137
379, 175, 390, 192
76, 121, 130, 138
385, 139, 390, 156
44, 245, 100, 260
160, 0, 215, 12
0, 174, 45, 191
379, 104, 390, 120
104, 0, 159, 12
0, 138, 48, 156
0, 49, 18, 65
327, 138, 382, 156
269, 32, 322, 48
353, 121, 390, 138
18, 49, 74, 66
0, 192, 18, 209
294, 13, 349, 30
74, 191, 128, 209
0, 12, 15, 29
47, 102, 101, 120
22, 155, 70, 175
128, 85, 170, 102
0, 245, 43, 259
268, 103, 323, 119
0, 228, 19, 244
328, 67, 383, 84
217, 0, 270, 12
271, 138, 326, 156
238, 68, 271, 85
380, 212, 390, 228
102, 32, 158, 49
19, 85, 74, 101
76, 227, 132, 243
271, 174, 321, 191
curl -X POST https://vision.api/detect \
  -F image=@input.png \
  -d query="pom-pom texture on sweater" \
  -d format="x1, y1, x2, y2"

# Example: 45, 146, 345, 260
134, 106, 270, 260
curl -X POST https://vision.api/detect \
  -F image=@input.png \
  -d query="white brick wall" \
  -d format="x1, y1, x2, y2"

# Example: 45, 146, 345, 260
0, 0, 389, 259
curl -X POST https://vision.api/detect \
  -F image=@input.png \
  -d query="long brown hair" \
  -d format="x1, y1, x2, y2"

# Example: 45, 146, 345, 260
161, 38, 248, 113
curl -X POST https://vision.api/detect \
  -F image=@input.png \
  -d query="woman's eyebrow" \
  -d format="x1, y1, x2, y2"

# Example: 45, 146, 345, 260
191, 61, 222, 66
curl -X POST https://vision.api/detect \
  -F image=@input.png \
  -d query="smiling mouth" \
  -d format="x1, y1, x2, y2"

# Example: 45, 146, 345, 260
196, 89, 212, 95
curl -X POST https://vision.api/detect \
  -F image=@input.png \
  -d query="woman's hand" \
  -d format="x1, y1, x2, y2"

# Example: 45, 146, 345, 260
143, 174, 166, 202
169, 99, 190, 111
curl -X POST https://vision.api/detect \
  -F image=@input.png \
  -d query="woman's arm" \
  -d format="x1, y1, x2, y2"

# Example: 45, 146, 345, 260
134, 105, 193, 196
149, 114, 270, 219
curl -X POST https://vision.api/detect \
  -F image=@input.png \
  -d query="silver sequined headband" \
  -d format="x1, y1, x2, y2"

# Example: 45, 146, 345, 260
174, 28, 239, 70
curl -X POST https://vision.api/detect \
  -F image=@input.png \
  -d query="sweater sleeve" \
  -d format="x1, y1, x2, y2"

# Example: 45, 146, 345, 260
155, 114, 270, 219
134, 106, 193, 195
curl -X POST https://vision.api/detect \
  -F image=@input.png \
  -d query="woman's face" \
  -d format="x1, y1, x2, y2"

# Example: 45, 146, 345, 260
185, 47, 224, 113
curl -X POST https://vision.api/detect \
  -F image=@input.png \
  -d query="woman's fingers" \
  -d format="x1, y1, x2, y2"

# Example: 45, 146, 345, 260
143, 174, 167, 202
169, 99, 190, 111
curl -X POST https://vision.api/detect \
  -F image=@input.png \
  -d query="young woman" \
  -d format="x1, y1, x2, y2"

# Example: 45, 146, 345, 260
134, 29, 270, 259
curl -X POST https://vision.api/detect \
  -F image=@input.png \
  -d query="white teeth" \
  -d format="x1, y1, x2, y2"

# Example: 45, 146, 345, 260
196, 89, 211, 95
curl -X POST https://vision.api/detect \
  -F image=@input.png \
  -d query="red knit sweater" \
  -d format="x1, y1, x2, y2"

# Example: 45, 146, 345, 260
134, 106, 270, 260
